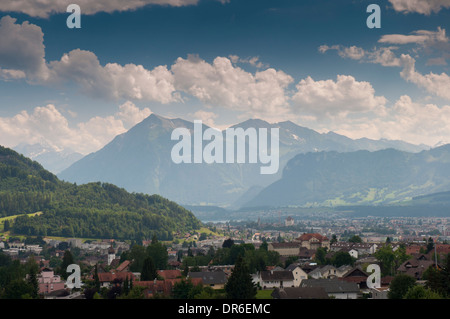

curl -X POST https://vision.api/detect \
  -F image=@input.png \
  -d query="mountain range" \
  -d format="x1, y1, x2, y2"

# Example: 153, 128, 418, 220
13, 142, 83, 174
58, 113, 431, 208
245, 144, 450, 207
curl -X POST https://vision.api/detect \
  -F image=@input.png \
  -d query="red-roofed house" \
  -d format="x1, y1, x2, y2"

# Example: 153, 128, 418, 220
405, 244, 423, 255
116, 260, 131, 273
98, 271, 135, 288
157, 269, 182, 280
134, 278, 203, 298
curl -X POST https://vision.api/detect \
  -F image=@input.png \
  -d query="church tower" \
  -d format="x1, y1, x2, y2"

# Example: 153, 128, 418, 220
107, 246, 116, 266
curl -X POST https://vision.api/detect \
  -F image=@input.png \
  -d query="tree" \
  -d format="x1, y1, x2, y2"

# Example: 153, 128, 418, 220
107, 278, 122, 299
3, 279, 34, 299
426, 237, 434, 254
141, 257, 157, 281
393, 245, 411, 269
374, 245, 396, 276
314, 247, 327, 265
3, 219, 10, 231
129, 244, 146, 272
259, 241, 268, 251
27, 265, 39, 299
172, 279, 194, 299
403, 285, 443, 299
331, 251, 355, 267
60, 250, 74, 280
425, 253, 450, 297
84, 287, 98, 299
222, 238, 234, 248
348, 235, 362, 243
118, 286, 145, 299
93, 264, 100, 292
330, 234, 337, 245
146, 239, 168, 269
388, 274, 416, 299
225, 256, 256, 299
123, 276, 130, 296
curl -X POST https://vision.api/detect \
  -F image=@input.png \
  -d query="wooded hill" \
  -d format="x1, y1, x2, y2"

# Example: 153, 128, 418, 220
0, 145, 202, 240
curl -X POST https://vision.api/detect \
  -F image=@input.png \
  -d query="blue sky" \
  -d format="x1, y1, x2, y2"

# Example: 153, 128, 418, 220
0, 0, 450, 154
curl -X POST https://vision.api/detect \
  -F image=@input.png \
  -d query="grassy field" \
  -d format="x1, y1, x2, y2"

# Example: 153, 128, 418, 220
256, 289, 273, 299
0, 212, 43, 232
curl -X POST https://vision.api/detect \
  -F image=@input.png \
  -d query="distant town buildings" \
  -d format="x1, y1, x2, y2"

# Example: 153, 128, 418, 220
1, 216, 449, 300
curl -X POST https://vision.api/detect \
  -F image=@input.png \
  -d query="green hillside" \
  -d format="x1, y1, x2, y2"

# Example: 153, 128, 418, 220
0, 145, 202, 240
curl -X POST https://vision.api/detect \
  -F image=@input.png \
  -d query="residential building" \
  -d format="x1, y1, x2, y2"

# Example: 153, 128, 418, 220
300, 278, 360, 299
295, 233, 330, 250
188, 270, 228, 289
309, 265, 339, 279
256, 270, 295, 289
285, 217, 294, 227
397, 255, 437, 280
371, 287, 390, 299
157, 269, 182, 280
341, 266, 370, 291
268, 242, 301, 257
271, 287, 329, 299
38, 268, 66, 295
97, 271, 135, 288
285, 263, 308, 287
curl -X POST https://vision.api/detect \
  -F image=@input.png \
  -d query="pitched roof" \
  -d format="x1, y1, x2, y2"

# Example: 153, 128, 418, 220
398, 258, 435, 272
301, 279, 360, 294
270, 242, 301, 248
342, 266, 369, 278
134, 279, 181, 297
297, 233, 329, 242
97, 271, 134, 283
116, 260, 131, 272
157, 269, 182, 280
188, 271, 227, 285
271, 287, 329, 299
285, 263, 302, 271
260, 270, 294, 281
298, 247, 315, 258
309, 265, 337, 277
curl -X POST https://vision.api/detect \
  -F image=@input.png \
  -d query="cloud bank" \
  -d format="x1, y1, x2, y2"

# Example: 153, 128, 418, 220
0, 0, 202, 18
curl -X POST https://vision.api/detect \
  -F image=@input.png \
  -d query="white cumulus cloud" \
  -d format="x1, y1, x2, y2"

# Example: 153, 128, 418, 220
0, 16, 178, 104
48, 49, 177, 103
292, 75, 387, 117
0, 102, 152, 154
171, 54, 293, 117
389, 0, 450, 15
400, 54, 450, 100
0, 16, 49, 82
379, 27, 448, 45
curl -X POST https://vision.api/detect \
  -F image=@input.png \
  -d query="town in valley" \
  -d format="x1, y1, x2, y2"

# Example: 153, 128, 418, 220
1, 213, 449, 300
